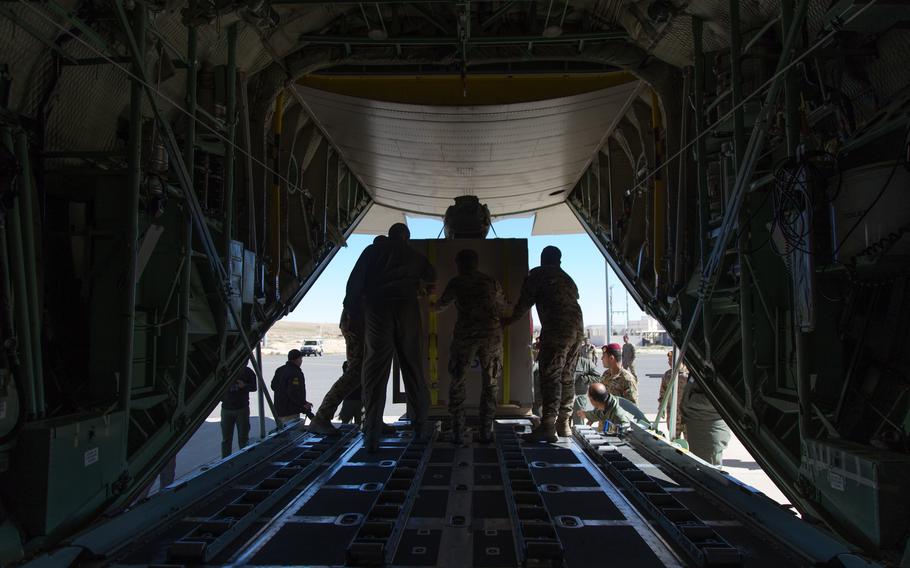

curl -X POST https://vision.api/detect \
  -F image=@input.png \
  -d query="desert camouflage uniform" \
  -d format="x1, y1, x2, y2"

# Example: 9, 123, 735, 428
602, 366, 638, 405
437, 270, 507, 434
314, 308, 364, 421
509, 266, 584, 423
622, 342, 637, 377
659, 369, 687, 436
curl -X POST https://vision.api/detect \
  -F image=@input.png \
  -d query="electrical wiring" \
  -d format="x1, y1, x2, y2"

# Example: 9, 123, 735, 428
833, 122, 910, 259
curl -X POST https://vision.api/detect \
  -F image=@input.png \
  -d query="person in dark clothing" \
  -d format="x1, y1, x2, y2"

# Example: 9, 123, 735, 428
221, 365, 257, 458
308, 236, 387, 435
271, 349, 312, 427
347, 223, 435, 451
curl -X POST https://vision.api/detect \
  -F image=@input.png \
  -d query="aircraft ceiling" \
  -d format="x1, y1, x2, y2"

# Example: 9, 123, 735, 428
294, 81, 641, 217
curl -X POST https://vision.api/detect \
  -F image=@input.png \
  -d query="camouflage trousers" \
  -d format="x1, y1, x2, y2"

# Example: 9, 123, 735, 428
448, 332, 502, 432
623, 362, 637, 378
315, 313, 364, 421
537, 330, 584, 423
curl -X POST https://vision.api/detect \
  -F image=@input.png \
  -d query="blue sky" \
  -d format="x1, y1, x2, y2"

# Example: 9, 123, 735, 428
287, 215, 643, 326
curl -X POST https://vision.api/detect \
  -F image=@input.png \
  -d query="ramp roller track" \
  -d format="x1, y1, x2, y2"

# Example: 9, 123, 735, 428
167, 428, 361, 563
102, 420, 804, 567
574, 426, 740, 567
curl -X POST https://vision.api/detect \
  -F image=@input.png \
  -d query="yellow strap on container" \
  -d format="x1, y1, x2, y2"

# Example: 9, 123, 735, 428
428, 241, 439, 405
501, 240, 511, 405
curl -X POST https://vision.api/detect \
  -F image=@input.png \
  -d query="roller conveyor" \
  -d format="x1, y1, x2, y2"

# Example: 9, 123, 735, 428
63, 419, 820, 568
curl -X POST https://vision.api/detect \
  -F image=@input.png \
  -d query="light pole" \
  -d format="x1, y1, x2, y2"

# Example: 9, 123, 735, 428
625, 289, 630, 333
605, 260, 612, 344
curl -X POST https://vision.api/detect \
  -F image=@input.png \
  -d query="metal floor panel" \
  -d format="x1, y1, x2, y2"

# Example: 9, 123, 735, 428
412, 489, 450, 518
473, 448, 499, 464
294, 487, 382, 517
541, 490, 625, 520
473, 465, 503, 486
392, 528, 444, 566
471, 490, 509, 519
328, 465, 395, 485
530, 465, 600, 487
108, 421, 818, 567
557, 525, 666, 568
249, 522, 359, 565
472, 529, 518, 567
422, 465, 453, 486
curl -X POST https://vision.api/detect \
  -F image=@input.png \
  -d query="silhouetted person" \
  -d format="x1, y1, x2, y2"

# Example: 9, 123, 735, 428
347, 223, 435, 451
433, 249, 507, 443
221, 364, 257, 457
503, 246, 584, 442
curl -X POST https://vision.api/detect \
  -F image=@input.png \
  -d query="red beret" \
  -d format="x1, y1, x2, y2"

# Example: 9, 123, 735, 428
604, 343, 622, 352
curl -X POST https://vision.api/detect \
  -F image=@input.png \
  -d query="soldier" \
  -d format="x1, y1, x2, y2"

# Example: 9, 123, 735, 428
530, 339, 542, 427
573, 345, 601, 425
577, 382, 635, 433
681, 378, 731, 465
309, 236, 386, 435
433, 249, 507, 444
658, 350, 687, 438
622, 334, 637, 377
348, 223, 435, 451
503, 246, 584, 442
271, 349, 312, 427
220, 364, 257, 458
337, 362, 363, 425
601, 343, 638, 404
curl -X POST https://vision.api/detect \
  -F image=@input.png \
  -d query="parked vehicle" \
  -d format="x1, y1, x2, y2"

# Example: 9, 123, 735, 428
300, 338, 324, 356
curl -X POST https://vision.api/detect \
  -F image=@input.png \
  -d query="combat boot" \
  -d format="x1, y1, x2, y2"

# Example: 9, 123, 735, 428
477, 417, 494, 444
448, 424, 463, 444
555, 417, 572, 438
309, 415, 340, 435
478, 427, 494, 444
521, 420, 557, 443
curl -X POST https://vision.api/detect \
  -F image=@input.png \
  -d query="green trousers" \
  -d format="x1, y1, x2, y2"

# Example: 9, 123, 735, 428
685, 419, 730, 466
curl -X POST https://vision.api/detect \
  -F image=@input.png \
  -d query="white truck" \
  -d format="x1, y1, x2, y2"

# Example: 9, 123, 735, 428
299, 338, 324, 357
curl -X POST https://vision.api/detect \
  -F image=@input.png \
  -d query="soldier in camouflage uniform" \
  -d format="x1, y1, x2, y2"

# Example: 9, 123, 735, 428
578, 382, 635, 433
503, 246, 584, 443
308, 307, 365, 434
622, 334, 637, 377
433, 249, 507, 444
601, 343, 638, 404
658, 350, 687, 438
573, 348, 601, 425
